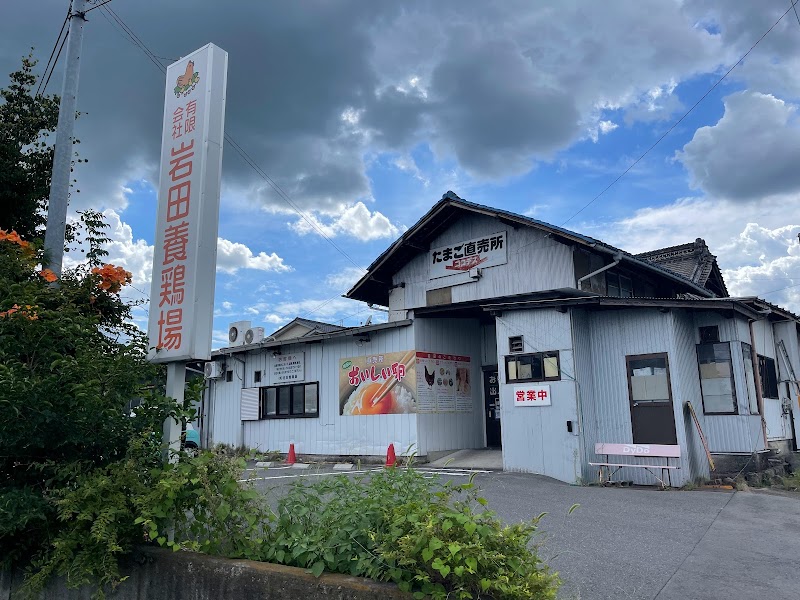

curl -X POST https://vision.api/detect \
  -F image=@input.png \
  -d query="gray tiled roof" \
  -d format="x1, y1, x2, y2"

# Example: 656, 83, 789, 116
636, 238, 729, 297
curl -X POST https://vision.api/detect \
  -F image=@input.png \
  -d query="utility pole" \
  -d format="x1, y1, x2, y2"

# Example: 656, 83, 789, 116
44, 0, 87, 276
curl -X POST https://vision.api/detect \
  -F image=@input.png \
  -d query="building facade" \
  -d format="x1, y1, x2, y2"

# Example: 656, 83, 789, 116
201, 193, 800, 486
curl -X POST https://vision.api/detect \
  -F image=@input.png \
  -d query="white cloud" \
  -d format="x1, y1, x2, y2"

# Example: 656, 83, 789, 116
586, 119, 619, 143
326, 266, 368, 291
393, 155, 429, 186
215, 238, 292, 274
676, 92, 800, 201
289, 201, 400, 241
591, 196, 800, 313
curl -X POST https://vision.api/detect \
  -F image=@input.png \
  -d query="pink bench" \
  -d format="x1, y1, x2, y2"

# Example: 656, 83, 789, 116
589, 443, 681, 488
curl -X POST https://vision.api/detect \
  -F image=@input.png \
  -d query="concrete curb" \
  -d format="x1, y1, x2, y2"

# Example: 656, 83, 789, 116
3, 546, 411, 600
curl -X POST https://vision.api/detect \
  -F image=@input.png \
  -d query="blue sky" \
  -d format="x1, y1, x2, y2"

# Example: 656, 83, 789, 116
3, 1, 800, 348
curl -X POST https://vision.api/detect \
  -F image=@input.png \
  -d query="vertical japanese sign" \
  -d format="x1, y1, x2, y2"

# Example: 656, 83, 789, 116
147, 44, 228, 363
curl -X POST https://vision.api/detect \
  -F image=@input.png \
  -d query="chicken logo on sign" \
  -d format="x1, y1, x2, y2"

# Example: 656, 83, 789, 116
174, 60, 200, 98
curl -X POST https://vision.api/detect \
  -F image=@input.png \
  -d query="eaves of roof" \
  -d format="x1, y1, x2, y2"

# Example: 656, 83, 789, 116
212, 319, 413, 357
480, 295, 763, 321
345, 193, 715, 306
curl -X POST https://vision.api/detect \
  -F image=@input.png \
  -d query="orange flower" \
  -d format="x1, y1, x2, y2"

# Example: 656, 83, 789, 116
0, 304, 38, 320
39, 269, 58, 282
0, 229, 28, 248
91, 264, 133, 293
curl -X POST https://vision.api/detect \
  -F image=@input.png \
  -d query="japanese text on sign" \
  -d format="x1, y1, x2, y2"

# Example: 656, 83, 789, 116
271, 353, 305, 383
513, 384, 551, 407
147, 44, 228, 363
348, 361, 407, 386
429, 231, 507, 279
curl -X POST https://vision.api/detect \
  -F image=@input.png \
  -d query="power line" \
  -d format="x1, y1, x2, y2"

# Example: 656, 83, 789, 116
35, 6, 70, 97
97, 5, 365, 273
84, 0, 114, 14
761, 282, 800, 296
561, 1, 800, 226
39, 28, 68, 98
792, 0, 800, 27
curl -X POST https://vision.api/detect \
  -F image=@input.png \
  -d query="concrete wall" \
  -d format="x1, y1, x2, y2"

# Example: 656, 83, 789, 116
391, 213, 575, 312
495, 309, 581, 483
1, 547, 409, 600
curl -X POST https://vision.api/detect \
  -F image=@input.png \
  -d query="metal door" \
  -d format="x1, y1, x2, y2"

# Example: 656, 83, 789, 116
483, 368, 501, 447
626, 353, 678, 445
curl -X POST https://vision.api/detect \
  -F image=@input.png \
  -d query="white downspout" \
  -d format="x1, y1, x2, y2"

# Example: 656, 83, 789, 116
576, 254, 622, 291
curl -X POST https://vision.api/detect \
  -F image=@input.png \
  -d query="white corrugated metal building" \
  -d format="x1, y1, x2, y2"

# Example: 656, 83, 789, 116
201, 192, 800, 486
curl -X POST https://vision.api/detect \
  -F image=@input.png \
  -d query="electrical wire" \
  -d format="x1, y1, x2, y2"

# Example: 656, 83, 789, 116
39, 29, 68, 98
561, 1, 800, 226
84, 0, 114, 14
35, 5, 70, 97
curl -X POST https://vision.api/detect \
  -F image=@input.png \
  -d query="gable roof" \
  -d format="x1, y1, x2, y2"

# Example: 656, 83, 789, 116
635, 238, 729, 297
269, 317, 348, 340
346, 191, 717, 306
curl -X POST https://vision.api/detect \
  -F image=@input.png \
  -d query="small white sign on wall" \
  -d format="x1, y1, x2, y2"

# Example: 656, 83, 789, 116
514, 384, 551, 406
270, 352, 305, 384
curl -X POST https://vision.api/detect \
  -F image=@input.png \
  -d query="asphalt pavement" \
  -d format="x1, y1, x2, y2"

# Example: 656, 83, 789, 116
246, 465, 800, 600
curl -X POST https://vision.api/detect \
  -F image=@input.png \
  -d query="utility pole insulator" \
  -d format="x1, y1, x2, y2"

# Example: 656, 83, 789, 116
43, 0, 88, 276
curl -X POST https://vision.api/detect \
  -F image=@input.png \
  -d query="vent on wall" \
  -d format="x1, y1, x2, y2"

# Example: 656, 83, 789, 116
699, 326, 720, 343
509, 336, 524, 353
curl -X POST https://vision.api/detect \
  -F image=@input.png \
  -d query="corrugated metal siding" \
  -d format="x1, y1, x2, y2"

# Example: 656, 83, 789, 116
752, 318, 789, 440
481, 322, 497, 367
495, 309, 581, 483
689, 312, 766, 452
571, 309, 597, 483
392, 214, 575, 310
414, 318, 484, 454
752, 319, 776, 359
774, 321, 800, 443
704, 415, 765, 452
585, 310, 692, 486
670, 312, 711, 481
211, 327, 419, 456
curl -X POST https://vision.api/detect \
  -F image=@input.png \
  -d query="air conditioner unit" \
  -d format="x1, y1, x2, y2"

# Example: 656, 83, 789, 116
245, 327, 264, 345
204, 361, 223, 379
228, 320, 251, 347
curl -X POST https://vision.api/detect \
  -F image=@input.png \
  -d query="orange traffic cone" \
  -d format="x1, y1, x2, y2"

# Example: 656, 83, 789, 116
385, 443, 396, 468
286, 443, 297, 465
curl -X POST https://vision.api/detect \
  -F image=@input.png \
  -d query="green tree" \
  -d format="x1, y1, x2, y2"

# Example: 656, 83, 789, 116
0, 218, 170, 570
0, 54, 60, 240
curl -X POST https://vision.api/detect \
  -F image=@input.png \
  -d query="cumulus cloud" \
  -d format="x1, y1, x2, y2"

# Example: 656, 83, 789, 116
289, 201, 400, 240
676, 92, 800, 201
590, 196, 800, 313
216, 238, 292, 274
326, 266, 368, 291
3, 0, 735, 216
245, 296, 375, 330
